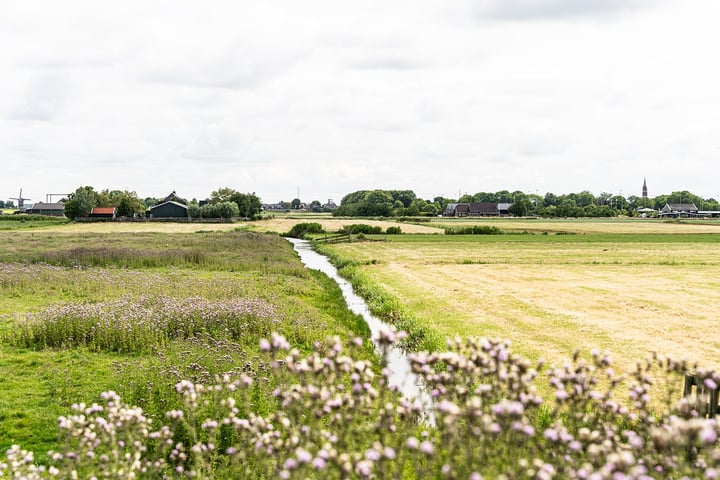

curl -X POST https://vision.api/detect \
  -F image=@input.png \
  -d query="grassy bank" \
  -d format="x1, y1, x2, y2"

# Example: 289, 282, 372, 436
0, 229, 372, 460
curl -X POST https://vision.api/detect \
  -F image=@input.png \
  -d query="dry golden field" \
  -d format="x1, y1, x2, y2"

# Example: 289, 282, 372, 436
247, 217, 442, 234
40, 217, 442, 235
430, 217, 720, 234
323, 224, 720, 379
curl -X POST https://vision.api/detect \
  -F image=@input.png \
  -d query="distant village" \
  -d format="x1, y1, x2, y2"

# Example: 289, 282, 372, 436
0, 188, 338, 220
2, 179, 720, 219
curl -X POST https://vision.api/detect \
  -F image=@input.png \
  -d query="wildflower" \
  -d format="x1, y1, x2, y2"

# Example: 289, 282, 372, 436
420, 440, 434, 456
296, 448, 312, 464
312, 457, 327, 470
356, 460, 373, 478
699, 426, 717, 445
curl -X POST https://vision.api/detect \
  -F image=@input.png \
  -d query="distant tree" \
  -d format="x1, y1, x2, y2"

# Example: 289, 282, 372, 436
666, 191, 703, 206
210, 187, 238, 204
495, 190, 512, 202
144, 197, 157, 208
569, 191, 596, 208
473, 192, 497, 203
508, 200, 529, 217
433, 196, 452, 212
334, 190, 395, 217
291, 198, 302, 209
309, 200, 322, 212
390, 190, 417, 208
543, 192, 558, 207
540, 205, 557, 217
208, 188, 261, 218
188, 203, 202, 219
234, 193, 261, 218
360, 190, 394, 216
422, 203, 438, 216
115, 192, 146, 217
0, 200, 4, 208
609, 195, 627, 212
64, 186, 98, 220
527, 194, 543, 213
458, 194, 474, 203
652, 195, 669, 210
556, 199, 578, 217
214, 201, 240, 218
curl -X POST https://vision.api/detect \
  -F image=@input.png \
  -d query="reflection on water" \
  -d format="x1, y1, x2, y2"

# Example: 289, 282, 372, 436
287, 238, 432, 415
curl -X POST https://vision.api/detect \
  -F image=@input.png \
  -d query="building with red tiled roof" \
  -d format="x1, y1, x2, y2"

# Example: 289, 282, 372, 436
90, 207, 117, 219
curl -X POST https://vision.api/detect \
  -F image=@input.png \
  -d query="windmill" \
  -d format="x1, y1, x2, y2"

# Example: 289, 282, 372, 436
10, 188, 31, 211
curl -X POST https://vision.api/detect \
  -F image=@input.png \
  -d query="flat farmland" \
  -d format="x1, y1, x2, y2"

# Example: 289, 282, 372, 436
42, 217, 442, 234
247, 216, 442, 234
322, 224, 720, 377
429, 216, 720, 234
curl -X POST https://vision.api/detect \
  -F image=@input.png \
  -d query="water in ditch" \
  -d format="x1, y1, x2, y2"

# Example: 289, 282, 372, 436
287, 238, 433, 417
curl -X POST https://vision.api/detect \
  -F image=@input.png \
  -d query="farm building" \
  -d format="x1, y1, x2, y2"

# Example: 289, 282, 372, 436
443, 202, 500, 217
150, 201, 189, 219
90, 207, 117, 219
27, 202, 65, 216
659, 203, 699, 218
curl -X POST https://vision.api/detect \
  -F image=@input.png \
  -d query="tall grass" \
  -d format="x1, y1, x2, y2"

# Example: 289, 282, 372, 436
13, 295, 279, 353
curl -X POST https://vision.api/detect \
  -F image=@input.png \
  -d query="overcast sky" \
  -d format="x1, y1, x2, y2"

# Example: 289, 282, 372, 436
3, 0, 720, 205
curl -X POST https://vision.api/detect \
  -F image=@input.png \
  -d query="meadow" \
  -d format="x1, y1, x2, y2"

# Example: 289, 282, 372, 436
317, 218, 720, 376
0, 227, 373, 466
3, 218, 720, 478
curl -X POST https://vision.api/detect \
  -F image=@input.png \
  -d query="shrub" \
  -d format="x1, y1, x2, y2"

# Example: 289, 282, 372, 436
340, 224, 383, 235
385, 226, 402, 235
285, 222, 324, 238
444, 225, 503, 235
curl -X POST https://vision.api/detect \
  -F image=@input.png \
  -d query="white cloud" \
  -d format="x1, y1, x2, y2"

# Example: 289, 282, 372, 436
2, 0, 720, 203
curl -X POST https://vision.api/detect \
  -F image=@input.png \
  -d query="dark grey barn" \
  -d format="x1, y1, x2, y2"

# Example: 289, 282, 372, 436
150, 201, 189, 219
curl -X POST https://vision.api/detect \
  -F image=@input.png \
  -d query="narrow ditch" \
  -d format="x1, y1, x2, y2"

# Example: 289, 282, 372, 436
287, 238, 433, 417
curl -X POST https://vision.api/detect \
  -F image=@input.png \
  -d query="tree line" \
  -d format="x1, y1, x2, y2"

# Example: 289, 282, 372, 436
332, 189, 720, 218
61, 186, 261, 220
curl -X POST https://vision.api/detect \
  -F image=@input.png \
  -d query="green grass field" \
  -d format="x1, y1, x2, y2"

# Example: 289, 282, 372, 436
0, 228, 371, 460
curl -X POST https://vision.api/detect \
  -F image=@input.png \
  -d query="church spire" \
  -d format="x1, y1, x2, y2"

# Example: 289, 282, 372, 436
642, 178, 648, 198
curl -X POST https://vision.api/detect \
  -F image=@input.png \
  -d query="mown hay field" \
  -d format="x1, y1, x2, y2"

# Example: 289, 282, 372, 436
430, 216, 720, 234
43, 216, 442, 234
321, 220, 720, 377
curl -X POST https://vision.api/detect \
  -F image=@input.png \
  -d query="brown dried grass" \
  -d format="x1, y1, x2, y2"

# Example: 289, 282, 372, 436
327, 236, 720, 377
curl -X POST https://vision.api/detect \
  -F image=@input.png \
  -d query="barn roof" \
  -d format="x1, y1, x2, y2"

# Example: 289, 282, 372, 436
29, 202, 64, 211
665, 203, 698, 211
150, 201, 188, 210
91, 207, 116, 215
468, 202, 499, 214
